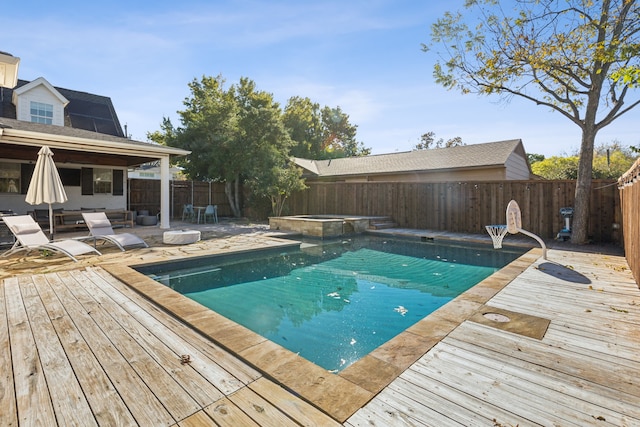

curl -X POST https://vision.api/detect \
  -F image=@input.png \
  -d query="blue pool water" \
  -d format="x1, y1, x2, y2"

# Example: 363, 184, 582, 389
140, 236, 525, 372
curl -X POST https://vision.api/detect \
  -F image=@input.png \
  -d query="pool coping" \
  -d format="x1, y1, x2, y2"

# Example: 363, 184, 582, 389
104, 240, 542, 423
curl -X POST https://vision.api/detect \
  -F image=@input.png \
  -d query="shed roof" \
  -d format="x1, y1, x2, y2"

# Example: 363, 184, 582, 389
293, 139, 526, 177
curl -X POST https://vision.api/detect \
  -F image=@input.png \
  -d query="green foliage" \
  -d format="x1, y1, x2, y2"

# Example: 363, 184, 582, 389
531, 143, 637, 179
151, 75, 370, 217
427, 0, 640, 243
284, 96, 324, 159
532, 156, 580, 179
252, 163, 308, 217
320, 106, 371, 158
414, 131, 465, 150
527, 153, 545, 165
153, 75, 301, 217
284, 97, 370, 159
428, 0, 640, 121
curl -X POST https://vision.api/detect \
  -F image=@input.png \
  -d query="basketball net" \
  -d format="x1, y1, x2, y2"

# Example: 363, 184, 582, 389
485, 225, 508, 249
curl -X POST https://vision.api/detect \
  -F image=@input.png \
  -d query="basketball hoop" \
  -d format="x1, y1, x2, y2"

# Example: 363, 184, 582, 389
485, 225, 508, 249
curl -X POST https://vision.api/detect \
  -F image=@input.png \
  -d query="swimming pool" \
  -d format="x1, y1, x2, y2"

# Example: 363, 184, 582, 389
140, 236, 526, 372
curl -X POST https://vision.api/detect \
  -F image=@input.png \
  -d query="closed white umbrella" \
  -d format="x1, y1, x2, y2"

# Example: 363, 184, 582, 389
25, 146, 68, 238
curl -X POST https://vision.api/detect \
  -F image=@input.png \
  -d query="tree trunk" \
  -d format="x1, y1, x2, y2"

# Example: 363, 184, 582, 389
224, 177, 242, 217
234, 178, 241, 217
571, 128, 596, 244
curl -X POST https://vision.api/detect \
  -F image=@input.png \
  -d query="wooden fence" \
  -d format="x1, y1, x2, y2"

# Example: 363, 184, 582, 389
287, 180, 621, 243
128, 179, 232, 219
127, 178, 621, 244
619, 159, 640, 284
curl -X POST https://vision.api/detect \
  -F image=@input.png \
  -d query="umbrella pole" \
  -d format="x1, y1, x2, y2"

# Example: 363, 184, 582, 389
49, 204, 54, 240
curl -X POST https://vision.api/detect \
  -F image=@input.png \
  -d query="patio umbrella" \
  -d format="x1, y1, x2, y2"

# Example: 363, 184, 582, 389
25, 145, 68, 238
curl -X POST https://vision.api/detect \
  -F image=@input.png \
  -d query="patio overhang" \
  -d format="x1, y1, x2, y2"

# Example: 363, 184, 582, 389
0, 119, 189, 167
0, 118, 190, 229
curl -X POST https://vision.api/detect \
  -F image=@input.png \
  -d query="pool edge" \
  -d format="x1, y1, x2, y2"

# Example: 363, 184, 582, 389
103, 244, 541, 423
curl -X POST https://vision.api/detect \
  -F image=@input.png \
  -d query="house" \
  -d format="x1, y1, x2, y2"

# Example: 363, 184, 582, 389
292, 139, 534, 183
0, 52, 189, 228
128, 163, 186, 181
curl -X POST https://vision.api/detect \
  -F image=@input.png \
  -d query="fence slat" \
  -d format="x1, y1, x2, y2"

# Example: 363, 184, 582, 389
288, 180, 620, 243
619, 159, 640, 284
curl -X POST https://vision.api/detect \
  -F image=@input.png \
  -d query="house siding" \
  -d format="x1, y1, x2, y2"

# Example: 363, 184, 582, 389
505, 152, 532, 180
313, 167, 508, 183
15, 85, 65, 126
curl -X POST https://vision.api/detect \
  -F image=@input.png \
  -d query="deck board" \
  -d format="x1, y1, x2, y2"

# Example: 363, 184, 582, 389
45, 271, 176, 426
0, 276, 17, 427
0, 266, 341, 427
347, 249, 640, 426
4, 277, 58, 426
2, 243, 640, 426
66, 269, 225, 407
85, 267, 257, 392
31, 273, 137, 426
19, 276, 97, 427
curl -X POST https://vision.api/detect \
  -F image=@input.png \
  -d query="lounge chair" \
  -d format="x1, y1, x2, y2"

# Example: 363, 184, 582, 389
1, 215, 101, 262
82, 212, 148, 251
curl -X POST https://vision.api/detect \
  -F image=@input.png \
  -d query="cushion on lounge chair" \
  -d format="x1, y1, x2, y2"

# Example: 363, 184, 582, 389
12, 223, 42, 235
86, 219, 112, 228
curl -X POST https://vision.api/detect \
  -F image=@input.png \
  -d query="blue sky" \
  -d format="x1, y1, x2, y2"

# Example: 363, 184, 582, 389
3, 0, 638, 157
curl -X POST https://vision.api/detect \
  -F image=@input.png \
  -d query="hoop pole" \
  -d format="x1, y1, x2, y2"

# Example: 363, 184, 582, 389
518, 228, 548, 260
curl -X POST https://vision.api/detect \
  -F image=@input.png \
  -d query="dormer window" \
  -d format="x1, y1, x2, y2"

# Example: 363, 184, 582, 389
30, 101, 53, 124
12, 77, 68, 126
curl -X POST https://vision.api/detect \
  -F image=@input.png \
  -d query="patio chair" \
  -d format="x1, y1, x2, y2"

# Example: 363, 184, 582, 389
82, 212, 148, 251
182, 204, 195, 222
203, 204, 218, 224
1, 215, 101, 262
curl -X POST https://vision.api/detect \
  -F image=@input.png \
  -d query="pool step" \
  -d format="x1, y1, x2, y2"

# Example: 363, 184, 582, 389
369, 217, 398, 230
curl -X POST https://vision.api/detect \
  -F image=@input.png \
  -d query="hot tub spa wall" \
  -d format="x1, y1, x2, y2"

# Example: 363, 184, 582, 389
269, 216, 346, 238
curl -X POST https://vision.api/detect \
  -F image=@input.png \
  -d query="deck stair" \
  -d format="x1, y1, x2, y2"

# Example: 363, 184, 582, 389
368, 216, 398, 230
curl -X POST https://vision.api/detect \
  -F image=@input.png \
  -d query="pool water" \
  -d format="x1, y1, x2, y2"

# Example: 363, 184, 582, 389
141, 236, 525, 372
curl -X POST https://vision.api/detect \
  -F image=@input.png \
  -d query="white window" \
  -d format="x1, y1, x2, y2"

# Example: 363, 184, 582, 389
93, 168, 112, 194
30, 101, 53, 124
0, 163, 21, 193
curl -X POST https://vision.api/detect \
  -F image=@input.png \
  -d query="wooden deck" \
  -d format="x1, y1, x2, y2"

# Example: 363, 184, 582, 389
1, 237, 639, 426
346, 249, 640, 426
0, 266, 339, 426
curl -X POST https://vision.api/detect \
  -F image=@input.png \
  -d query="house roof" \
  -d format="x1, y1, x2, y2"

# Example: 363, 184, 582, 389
0, 117, 189, 166
12, 77, 69, 105
293, 139, 527, 178
0, 78, 189, 166
1, 78, 125, 137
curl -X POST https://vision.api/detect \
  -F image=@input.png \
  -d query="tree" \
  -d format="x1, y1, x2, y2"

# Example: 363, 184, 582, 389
283, 98, 371, 159
283, 96, 324, 159
253, 162, 307, 217
320, 106, 371, 158
414, 131, 465, 150
532, 156, 580, 179
151, 75, 299, 217
527, 153, 546, 165
428, 0, 640, 244
531, 142, 637, 179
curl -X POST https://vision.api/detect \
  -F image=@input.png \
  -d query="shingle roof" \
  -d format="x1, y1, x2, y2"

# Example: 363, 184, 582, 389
0, 116, 158, 149
0, 79, 124, 137
294, 139, 525, 177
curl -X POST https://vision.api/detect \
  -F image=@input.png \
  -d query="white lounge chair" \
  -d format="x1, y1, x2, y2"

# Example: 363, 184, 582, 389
1, 215, 101, 262
82, 212, 148, 251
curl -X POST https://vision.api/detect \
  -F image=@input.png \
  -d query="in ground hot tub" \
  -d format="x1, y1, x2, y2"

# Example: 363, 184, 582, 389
268, 215, 371, 238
